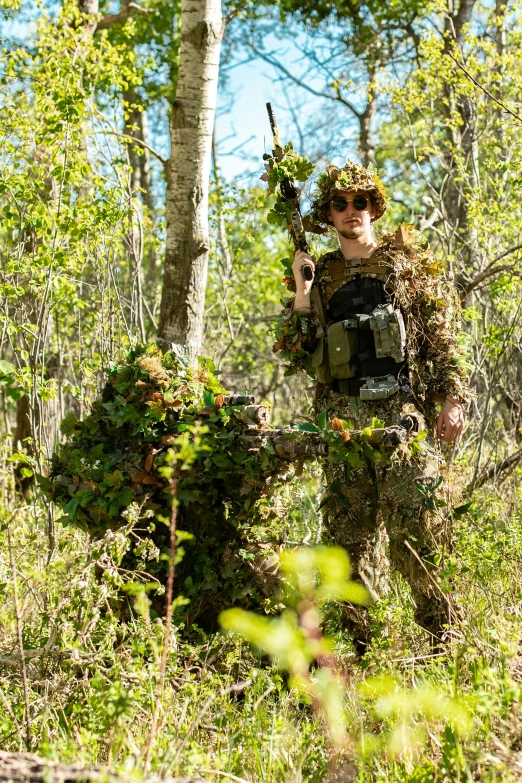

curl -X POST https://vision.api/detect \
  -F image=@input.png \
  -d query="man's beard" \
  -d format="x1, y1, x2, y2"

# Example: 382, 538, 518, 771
338, 224, 364, 240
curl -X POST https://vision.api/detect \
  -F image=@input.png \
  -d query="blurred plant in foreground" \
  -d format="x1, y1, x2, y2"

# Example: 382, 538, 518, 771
220, 545, 472, 769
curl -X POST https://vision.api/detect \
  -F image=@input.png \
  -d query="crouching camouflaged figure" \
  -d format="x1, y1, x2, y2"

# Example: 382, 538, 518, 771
273, 161, 470, 652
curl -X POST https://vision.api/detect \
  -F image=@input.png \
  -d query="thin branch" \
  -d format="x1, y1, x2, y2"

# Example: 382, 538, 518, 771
6, 511, 32, 751
249, 44, 362, 119
458, 264, 521, 299
447, 52, 522, 126
118, 132, 168, 169
403, 539, 459, 623
96, 2, 154, 32
491, 242, 522, 265
471, 447, 522, 490
457, 243, 522, 298
0, 626, 57, 667
223, 1, 249, 25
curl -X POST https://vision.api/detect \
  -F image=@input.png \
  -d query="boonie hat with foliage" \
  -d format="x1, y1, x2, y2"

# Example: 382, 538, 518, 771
310, 161, 388, 227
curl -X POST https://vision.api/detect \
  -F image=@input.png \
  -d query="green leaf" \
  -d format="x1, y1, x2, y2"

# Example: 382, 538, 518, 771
317, 409, 327, 430
453, 501, 474, 517
346, 450, 364, 469
0, 359, 15, 375
297, 422, 319, 433
203, 389, 215, 408
211, 454, 233, 468
63, 497, 80, 521
60, 412, 78, 436
35, 473, 54, 493
4, 386, 25, 401
317, 495, 332, 511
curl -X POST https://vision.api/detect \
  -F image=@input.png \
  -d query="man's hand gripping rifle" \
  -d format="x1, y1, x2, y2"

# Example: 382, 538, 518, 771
265, 102, 314, 282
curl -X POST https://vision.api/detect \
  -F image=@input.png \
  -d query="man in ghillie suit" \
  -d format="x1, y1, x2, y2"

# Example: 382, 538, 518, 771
273, 161, 470, 653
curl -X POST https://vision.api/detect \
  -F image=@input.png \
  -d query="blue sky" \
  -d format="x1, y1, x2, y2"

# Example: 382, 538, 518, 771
214, 30, 363, 184
215, 37, 321, 183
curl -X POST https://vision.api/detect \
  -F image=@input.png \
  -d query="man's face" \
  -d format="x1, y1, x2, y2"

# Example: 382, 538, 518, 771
327, 190, 375, 240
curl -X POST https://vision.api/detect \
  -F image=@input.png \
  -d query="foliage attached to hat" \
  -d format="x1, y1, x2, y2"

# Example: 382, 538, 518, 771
310, 161, 388, 227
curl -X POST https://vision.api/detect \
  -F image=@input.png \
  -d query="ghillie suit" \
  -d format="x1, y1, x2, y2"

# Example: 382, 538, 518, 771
41, 348, 300, 627
273, 189, 471, 647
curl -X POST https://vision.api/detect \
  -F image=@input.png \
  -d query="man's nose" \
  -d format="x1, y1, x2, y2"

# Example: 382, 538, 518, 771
345, 201, 355, 214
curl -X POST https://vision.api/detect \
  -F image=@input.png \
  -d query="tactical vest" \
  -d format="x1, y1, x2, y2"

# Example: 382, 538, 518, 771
311, 255, 407, 387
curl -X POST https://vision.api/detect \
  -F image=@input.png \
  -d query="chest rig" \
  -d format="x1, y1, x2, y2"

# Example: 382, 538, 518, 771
311, 252, 408, 399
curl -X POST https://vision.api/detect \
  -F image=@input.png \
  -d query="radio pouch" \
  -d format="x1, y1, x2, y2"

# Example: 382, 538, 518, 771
327, 321, 357, 379
370, 304, 407, 364
311, 336, 333, 384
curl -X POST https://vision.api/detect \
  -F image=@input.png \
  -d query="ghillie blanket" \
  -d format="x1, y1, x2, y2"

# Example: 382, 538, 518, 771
39, 347, 298, 625
273, 224, 471, 425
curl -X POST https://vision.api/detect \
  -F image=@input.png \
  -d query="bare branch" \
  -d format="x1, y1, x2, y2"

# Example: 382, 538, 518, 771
447, 52, 522, 126
249, 44, 362, 119
223, 1, 249, 25
95, 2, 154, 32
118, 132, 168, 169
472, 447, 522, 490
457, 244, 522, 299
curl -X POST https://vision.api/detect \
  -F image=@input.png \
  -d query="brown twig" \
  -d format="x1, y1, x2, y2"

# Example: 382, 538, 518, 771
223, 1, 249, 25
6, 511, 32, 751
447, 52, 522, 125
471, 447, 522, 490
95, 2, 154, 32
143, 476, 178, 773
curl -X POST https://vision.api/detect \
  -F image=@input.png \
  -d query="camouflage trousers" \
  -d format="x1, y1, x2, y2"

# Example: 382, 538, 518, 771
316, 385, 451, 647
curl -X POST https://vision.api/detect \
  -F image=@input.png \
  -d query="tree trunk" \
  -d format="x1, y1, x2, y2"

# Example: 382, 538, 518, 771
157, 0, 224, 356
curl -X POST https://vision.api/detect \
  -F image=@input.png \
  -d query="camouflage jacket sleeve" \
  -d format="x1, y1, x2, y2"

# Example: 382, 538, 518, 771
384, 225, 471, 406
272, 296, 320, 376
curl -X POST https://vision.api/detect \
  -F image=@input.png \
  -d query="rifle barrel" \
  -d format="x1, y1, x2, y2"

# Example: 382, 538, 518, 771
266, 102, 282, 153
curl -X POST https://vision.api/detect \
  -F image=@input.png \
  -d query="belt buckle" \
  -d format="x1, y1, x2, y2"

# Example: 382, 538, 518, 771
360, 375, 399, 401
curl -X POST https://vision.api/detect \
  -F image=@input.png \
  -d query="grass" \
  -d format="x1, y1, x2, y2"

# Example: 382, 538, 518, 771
1, 461, 522, 782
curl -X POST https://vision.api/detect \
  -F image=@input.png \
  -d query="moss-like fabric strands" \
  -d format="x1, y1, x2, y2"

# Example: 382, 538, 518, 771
310, 160, 389, 228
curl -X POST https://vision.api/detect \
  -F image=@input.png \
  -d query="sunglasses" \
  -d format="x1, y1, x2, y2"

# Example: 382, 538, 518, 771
331, 195, 369, 212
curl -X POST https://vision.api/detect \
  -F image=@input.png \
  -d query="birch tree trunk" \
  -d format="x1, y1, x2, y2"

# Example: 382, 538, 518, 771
157, 0, 223, 356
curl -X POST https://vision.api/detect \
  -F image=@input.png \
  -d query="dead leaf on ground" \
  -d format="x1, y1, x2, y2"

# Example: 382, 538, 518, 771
132, 470, 148, 483
144, 454, 153, 472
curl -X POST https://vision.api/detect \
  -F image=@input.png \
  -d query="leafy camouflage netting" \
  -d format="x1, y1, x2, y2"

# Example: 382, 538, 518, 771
310, 161, 389, 227
39, 347, 300, 625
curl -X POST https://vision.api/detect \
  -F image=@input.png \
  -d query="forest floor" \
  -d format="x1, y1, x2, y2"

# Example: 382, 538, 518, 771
1, 471, 522, 783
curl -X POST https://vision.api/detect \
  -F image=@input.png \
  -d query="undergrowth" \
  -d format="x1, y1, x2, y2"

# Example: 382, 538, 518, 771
2, 448, 522, 781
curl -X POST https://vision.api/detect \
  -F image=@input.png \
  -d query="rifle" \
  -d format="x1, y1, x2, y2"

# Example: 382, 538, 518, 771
266, 102, 314, 282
